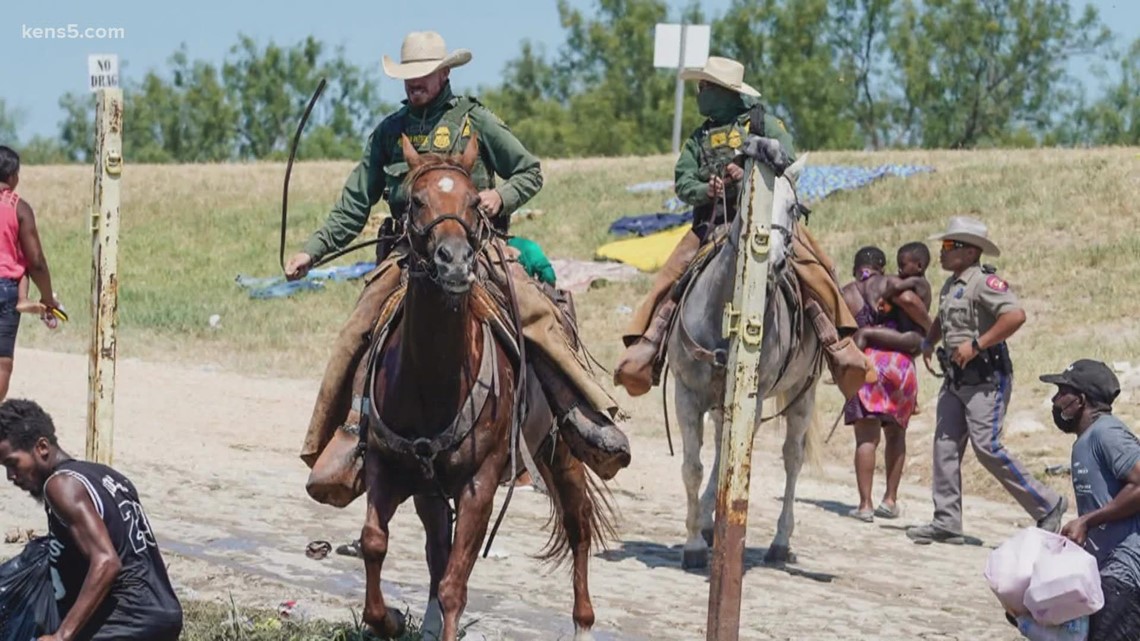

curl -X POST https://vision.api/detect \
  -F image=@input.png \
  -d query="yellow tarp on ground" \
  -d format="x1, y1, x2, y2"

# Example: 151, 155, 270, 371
594, 225, 689, 273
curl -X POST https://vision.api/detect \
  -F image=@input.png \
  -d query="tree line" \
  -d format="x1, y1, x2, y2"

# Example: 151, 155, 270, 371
3, 0, 1138, 163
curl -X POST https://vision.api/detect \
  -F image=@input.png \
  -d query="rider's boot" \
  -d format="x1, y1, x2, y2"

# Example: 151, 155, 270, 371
532, 355, 631, 480
613, 299, 677, 397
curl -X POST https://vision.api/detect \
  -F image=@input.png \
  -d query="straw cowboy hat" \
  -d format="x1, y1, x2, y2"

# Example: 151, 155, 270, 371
680, 56, 760, 97
382, 31, 472, 80
928, 216, 1002, 257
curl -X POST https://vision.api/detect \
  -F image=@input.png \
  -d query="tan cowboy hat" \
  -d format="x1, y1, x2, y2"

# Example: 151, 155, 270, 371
680, 56, 760, 97
928, 216, 1002, 257
382, 31, 472, 80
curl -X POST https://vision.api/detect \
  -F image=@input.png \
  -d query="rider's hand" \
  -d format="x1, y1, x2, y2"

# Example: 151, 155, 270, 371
285, 252, 313, 281
706, 176, 725, 200
724, 163, 745, 184
477, 189, 503, 216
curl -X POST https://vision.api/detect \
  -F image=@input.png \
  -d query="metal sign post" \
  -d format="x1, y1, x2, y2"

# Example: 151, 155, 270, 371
653, 22, 711, 154
706, 154, 779, 641
87, 87, 122, 465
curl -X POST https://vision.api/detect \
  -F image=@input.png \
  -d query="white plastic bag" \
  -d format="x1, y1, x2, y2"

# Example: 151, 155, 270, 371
985, 527, 1061, 615
1024, 536, 1104, 626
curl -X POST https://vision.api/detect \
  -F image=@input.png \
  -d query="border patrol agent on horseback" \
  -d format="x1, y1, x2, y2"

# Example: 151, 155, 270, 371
286, 32, 630, 508
907, 216, 1067, 544
614, 56, 872, 400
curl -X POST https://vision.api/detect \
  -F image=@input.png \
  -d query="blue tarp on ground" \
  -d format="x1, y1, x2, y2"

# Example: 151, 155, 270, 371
610, 164, 934, 237
235, 237, 558, 299
796, 164, 934, 203
234, 261, 376, 299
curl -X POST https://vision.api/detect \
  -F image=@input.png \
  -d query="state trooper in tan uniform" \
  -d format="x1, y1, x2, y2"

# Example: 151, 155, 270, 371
907, 217, 1067, 544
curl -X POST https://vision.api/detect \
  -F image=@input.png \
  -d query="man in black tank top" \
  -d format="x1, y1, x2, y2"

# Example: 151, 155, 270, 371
0, 399, 182, 641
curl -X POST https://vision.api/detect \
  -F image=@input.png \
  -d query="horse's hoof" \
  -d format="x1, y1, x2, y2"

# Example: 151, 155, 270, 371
763, 545, 796, 566
363, 607, 407, 639
573, 627, 597, 641
682, 546, 709, 570
701, 527, 715, 547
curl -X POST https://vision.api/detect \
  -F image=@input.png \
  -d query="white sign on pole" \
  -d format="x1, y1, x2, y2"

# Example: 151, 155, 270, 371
653, 23, 710, 69
88, 54, 119, 92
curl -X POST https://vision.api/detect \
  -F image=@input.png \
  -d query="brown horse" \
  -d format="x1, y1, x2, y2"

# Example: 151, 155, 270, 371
358, 133, 613, 641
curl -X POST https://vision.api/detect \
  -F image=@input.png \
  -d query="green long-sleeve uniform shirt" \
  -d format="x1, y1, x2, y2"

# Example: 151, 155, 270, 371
303, 83, 543, 262
674, 98, 798, 209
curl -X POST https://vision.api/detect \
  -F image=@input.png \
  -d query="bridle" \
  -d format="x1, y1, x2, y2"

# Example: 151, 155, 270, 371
404, 163, 493, 284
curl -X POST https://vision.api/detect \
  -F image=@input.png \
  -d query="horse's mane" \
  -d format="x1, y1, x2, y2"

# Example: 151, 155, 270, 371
402, 153, 473, 192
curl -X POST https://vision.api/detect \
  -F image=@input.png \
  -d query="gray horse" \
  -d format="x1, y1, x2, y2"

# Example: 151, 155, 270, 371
666, 152, 823, 570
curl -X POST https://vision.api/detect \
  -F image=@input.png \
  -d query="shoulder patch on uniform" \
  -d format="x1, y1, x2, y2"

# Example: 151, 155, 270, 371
986, 275, 1008, 292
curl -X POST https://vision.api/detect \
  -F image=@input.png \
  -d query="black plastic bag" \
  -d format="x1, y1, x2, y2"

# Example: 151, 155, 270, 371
0, 537, 61, 641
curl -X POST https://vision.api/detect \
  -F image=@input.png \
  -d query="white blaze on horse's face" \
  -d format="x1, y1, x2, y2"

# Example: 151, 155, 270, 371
437, 176, 454, 193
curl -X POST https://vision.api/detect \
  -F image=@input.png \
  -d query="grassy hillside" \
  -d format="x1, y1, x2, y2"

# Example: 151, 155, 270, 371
14, 147, 1140, 501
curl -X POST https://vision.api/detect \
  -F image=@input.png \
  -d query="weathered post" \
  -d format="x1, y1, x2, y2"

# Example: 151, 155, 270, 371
87, 87, 122, 465
706, 154, 779, 640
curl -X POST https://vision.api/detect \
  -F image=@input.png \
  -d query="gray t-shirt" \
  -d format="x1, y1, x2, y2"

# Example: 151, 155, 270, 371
1071, 414, 1140, 585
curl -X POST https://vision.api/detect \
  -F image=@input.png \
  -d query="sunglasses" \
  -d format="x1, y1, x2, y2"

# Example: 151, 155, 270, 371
941, 239, 972, 251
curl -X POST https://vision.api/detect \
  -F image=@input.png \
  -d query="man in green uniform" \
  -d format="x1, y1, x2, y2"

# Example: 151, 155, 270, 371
614, 56, 870, 399
288, 32, 629, 507
907, 216, 1067, 544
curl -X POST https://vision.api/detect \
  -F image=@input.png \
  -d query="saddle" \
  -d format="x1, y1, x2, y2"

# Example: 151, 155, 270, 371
655, 223, 807, 391
360, 251, 579, 491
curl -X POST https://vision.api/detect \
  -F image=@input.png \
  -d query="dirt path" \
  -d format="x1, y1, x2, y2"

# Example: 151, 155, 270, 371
0, 348, 1029, 640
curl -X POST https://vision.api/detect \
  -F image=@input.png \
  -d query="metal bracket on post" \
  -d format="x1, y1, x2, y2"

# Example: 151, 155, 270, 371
722, 303, 740, 339
750, 226, 770, 259
104, 148, 122, 176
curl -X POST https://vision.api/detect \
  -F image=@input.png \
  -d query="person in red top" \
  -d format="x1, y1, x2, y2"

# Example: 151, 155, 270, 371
0, 146, 61, 400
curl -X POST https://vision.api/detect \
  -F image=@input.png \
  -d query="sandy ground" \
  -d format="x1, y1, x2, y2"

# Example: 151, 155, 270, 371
0, 348, 1034, 640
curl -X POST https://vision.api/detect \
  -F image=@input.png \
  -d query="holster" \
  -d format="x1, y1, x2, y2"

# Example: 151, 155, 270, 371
944, 342, 1013, 388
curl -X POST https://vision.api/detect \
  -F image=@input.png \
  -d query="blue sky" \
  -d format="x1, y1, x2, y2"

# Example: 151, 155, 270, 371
2, 0, 1135, 141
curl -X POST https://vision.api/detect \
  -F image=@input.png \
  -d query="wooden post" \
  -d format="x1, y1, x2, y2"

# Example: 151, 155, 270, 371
706, 155, 778, 641
87, 88, 122, 465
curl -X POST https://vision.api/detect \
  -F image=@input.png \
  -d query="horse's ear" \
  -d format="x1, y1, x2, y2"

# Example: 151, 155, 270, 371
459, 132, 479, 173
401, 134, 422, 170
785, 153, 808, 182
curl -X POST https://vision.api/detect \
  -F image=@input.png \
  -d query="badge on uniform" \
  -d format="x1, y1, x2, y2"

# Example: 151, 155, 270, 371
461, 118, 471, 138
728, 129, 742, 148
433, 127, 451, 150
986, 275, 1009, 292
955, 287, 964, 299
710, 131, 728, 148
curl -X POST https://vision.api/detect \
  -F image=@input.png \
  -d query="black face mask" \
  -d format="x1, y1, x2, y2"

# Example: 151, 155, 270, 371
1052, 397, 1083, 433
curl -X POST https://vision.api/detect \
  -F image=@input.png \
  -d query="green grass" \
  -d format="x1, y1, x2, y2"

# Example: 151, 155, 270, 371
180, 598, 438, 641
15, 147, 1140, 498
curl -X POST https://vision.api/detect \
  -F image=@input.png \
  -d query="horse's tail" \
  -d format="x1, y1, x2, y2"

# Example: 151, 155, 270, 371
774, 391, 824, 475
536, 449, 620, 569
800, 393, 824, 475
